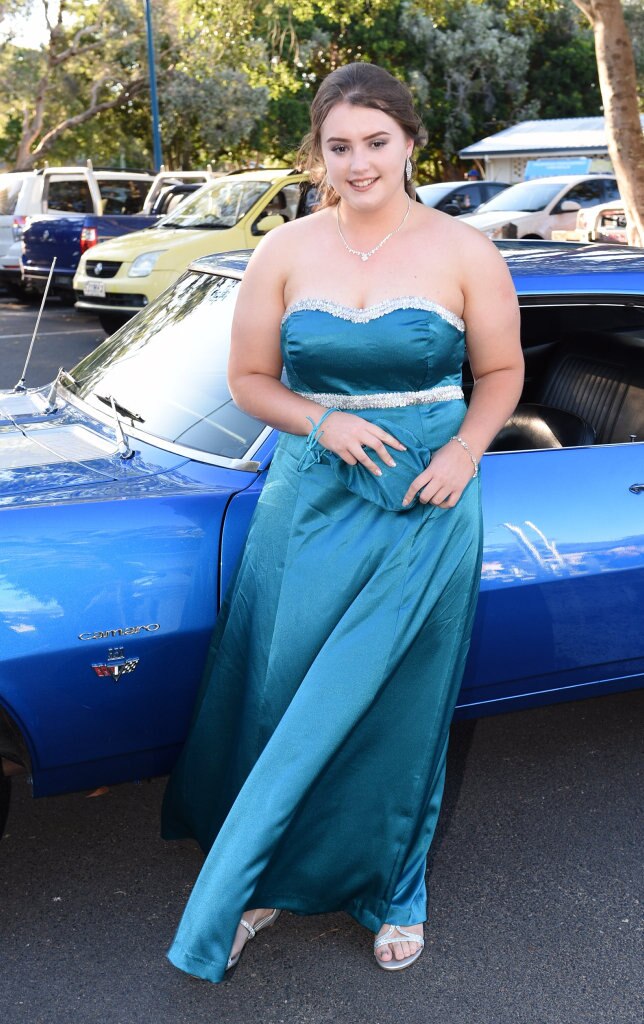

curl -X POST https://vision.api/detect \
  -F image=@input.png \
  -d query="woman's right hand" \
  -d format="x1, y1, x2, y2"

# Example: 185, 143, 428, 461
312, 410, 407, 476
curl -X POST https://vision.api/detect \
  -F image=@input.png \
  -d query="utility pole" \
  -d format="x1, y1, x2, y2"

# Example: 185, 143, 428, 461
144, 0, 163, 171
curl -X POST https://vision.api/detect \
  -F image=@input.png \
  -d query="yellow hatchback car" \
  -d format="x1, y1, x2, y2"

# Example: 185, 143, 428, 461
74, 169, 314, 333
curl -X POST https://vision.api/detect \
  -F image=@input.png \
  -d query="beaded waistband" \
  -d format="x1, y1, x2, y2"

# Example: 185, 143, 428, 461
292, 385, 464, 410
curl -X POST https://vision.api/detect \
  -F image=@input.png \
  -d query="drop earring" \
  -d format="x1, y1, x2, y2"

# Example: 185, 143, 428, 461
405, 156, 412, 181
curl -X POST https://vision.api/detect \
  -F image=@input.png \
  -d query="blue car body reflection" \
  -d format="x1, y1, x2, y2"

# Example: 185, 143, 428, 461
1, 242, 643, 798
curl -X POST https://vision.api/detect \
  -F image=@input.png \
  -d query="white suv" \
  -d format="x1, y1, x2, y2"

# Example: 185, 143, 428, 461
461, 175, 620, 240
0, 171, 43, 294
1, 164, 154, 297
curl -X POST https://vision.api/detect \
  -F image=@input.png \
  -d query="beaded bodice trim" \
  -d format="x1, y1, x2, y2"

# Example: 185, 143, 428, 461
281, 296, 465, 333
291, 385, 464, 410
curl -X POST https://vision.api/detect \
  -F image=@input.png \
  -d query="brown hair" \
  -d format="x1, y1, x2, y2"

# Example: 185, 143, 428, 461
299, 62, 427, 208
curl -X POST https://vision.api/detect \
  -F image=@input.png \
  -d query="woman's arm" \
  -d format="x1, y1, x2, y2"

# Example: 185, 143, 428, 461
402, 233, 524, 507
228, 226, 406, 473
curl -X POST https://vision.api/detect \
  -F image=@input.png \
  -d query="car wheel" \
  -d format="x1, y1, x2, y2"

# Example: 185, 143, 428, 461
0, 761, 11, 841
98, 313, 130, 335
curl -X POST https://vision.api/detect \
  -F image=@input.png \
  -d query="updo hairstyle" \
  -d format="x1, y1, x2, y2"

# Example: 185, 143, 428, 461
299, 62, 427, 208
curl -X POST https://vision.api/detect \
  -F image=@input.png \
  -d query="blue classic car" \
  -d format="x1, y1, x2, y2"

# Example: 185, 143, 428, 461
1, 242, 643, 824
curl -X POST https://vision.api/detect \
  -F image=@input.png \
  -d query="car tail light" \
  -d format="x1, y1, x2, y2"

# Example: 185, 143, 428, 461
12, 215, 27, 241
80, 226, 98, 253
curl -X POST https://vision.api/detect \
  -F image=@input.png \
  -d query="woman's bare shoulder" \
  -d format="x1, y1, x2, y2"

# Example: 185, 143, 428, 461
248, 206, 335, 277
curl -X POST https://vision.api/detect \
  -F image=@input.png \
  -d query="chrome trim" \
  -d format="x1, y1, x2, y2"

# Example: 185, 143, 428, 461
187, 262, 244, 280
74, 301, 147, 314
517, 293, 644, 307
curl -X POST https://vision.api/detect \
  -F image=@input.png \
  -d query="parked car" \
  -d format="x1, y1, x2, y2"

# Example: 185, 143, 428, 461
0, 170, 45, 296
461, 175, 620, 240
553, 200, 629, 246
72, 169, 315, 333
20, 165, 159, 301
416, 180, 509, 215
140, 169, 219, 215
1, 241, 643, 829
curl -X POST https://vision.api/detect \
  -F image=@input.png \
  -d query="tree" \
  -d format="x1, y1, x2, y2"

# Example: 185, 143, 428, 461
570, 0, 644, 244
402, 1, 539, 178
5, 0, 154, 170
160, 70, 268, 168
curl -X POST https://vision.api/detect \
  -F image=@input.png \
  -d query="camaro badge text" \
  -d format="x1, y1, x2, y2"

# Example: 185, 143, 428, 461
79, 623, 160, 640
92, 647, 139, 683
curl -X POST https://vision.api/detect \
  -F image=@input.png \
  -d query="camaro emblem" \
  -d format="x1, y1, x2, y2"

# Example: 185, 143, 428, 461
92, 647, 139, 683
79, 623, 159, 640
94, 262, 103, 276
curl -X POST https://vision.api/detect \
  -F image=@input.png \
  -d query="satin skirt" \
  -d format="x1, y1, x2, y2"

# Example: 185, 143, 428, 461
162, 402, 483, 983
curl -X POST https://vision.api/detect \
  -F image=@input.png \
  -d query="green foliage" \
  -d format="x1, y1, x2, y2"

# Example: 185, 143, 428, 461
0, 0, 639, 173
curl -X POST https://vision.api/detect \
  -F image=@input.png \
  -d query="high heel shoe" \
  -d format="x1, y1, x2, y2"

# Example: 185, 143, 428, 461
226, 908, 281, 971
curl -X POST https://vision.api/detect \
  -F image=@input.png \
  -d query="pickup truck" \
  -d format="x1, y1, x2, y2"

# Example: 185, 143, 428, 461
20, 168, 215, 301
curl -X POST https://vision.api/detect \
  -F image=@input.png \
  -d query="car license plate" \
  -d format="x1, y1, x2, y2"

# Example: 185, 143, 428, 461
83, 280, 106, 298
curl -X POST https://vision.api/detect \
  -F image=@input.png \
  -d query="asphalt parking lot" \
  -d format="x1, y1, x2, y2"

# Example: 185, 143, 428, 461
0, 290, 105, 390
1, 293, 643, 1024
2, 692, 643, 1024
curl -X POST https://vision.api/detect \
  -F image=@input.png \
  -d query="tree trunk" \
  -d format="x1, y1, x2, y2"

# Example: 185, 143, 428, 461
571, 0, 644, 246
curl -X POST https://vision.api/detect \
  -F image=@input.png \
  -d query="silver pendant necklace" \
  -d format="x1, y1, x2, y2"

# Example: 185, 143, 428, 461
336, 195, 412, 262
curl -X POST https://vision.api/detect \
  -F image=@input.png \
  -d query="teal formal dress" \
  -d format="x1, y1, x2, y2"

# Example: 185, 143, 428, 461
162, 296, 483, 983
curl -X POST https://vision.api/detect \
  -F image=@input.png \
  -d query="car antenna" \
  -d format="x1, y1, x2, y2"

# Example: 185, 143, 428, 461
13, 257, 57, 393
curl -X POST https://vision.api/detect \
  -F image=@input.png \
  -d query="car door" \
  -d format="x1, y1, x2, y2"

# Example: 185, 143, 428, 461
458, 434, 644, 717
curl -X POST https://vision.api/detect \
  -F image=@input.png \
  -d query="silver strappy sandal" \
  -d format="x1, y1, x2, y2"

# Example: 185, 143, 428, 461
226, 908, 281, 971
374, 924, 425, 971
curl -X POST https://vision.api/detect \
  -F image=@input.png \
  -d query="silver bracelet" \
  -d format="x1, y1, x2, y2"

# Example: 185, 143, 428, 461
449, 435, 479, 478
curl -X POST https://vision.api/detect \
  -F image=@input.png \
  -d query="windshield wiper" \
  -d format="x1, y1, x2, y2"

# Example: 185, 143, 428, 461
173, 221, 225, 230
96, 393, 145, 422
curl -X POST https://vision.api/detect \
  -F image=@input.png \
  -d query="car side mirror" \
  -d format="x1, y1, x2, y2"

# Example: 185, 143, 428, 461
558, 200, 581, 213
254, 214, 286, 235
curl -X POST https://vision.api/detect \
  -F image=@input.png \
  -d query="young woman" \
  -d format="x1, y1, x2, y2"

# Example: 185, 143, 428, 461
162, 62, 524, 981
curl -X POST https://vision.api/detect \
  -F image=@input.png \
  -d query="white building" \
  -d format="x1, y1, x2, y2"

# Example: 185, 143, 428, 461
459, 116, 644, 183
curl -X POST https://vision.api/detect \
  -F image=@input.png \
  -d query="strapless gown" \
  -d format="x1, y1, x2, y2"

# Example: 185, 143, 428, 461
162, 296, 483, 982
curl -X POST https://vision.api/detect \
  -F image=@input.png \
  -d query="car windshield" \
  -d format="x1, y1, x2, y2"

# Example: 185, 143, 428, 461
476, 181, 563, 214
416, 183, 459, 202
68, 272, 265, 461
155, 179, 271, 230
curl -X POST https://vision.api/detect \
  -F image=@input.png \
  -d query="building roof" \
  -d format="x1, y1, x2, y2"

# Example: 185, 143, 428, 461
459, 116, 644, 159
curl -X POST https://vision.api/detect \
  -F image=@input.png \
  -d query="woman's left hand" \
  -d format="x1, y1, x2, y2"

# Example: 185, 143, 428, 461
402, 439, 477, 508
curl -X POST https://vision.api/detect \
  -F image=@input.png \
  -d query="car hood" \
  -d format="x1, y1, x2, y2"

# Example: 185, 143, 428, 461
461, 210, 534, 230
0, 387, 242, 509
81, 226, 228, 263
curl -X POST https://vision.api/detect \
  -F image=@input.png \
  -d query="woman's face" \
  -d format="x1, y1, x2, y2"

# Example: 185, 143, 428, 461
320, 101, 412, 209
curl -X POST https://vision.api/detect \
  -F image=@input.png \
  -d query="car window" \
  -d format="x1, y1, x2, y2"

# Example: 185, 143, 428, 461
0, 174, 26, 216
475, 180, 562, 213
603, 180, 620, 202
256, 182, 302, 224
437, 186, 481, 212
483, 183, 508, 201
46, 178, 93, 213
561, 180, 607, 208
158, 179, 271, 230
415, 183, 459, 205
69, 272, 264, 461
300, 185, 321, 215
98, 180, 148, 215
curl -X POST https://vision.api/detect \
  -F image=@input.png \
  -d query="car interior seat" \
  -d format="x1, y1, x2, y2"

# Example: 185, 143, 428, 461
488, 332, 644, 452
